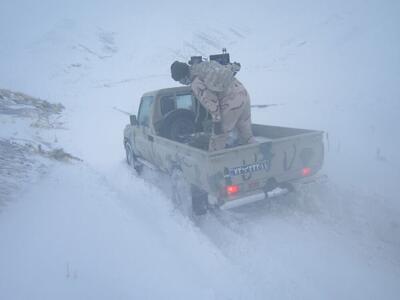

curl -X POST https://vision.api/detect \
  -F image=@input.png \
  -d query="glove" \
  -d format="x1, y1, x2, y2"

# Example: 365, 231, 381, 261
213, 121, 223, 135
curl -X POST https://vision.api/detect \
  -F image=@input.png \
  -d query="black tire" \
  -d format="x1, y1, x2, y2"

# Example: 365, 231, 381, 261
171, 169, 209, 217
171, 168, 191, 215
125, 142, 134, 165
191, 185, 208, 216
125, 141, 143, 175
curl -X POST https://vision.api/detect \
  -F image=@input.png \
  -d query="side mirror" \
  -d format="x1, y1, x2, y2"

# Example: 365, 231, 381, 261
130, 115, 138, 126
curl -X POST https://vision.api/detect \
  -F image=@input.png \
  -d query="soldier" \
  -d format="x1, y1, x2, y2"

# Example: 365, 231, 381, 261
170, 60, 256, 151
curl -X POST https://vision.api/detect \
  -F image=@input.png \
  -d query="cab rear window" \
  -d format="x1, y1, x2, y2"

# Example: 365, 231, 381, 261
160, 94, 194, 116
176, 94, 193, 110
160, 95, 175, 115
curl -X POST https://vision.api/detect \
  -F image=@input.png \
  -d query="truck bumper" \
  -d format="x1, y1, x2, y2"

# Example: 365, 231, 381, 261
219, 174, 327, 210
220, 187, 289, 210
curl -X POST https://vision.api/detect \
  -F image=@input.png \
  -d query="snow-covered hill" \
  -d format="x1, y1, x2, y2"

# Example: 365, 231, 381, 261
0, 0, 399, 299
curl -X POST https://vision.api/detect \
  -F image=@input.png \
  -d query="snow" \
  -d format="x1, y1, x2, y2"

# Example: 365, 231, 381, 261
0, 163, 244, 299
1, 0, 400, 299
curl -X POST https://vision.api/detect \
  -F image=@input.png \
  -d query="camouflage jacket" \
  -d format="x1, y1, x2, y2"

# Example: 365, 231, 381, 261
189, 61, 240, 121
189, 61, 238, 93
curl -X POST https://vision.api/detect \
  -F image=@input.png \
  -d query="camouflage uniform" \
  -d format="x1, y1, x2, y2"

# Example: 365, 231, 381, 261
190, 61, 256, 151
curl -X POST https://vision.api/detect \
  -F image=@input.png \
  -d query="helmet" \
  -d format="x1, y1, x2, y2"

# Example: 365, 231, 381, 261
171, 61, 189, 81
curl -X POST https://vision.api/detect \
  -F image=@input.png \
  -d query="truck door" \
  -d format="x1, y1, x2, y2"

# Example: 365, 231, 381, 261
133, 95, 155, 162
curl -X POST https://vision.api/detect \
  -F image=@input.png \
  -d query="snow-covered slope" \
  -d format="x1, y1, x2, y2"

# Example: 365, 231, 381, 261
1, 0, 399, 299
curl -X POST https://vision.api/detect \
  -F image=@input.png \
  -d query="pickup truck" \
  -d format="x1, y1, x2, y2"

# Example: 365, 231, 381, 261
123, 86, 324, 215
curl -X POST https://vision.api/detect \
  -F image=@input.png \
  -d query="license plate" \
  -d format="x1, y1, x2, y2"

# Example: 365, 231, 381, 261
229, 160, 268, 176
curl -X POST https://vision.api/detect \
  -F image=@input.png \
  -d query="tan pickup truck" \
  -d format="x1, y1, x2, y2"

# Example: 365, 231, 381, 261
123, 86, 324, 215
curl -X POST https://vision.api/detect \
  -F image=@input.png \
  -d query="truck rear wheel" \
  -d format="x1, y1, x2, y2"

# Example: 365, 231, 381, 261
171, 169, 209, 217
191, 185, 208, 216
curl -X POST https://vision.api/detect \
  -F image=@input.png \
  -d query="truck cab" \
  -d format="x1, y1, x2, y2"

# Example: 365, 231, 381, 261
127, 87, 212, 160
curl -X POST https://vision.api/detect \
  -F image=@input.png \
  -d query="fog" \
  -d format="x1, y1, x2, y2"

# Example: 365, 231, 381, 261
1, 0, 399, 299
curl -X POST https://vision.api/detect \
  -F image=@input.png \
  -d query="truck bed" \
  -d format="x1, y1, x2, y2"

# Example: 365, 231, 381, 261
194, 123, 324, 200
151, 123, 324, 198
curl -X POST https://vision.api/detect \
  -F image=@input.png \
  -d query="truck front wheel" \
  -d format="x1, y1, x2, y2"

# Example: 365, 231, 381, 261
125, 141, 143, 175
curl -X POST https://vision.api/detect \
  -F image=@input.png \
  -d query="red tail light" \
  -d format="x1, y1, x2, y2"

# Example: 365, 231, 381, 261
226, 185, 240, 195
302, 167, 312, 176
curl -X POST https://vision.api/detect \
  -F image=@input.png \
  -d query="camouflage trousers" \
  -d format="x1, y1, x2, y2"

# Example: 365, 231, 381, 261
209, 81, 256, 151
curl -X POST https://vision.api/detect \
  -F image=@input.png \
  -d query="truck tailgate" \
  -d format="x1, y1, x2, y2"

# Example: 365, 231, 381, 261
207, 124, 324, 201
